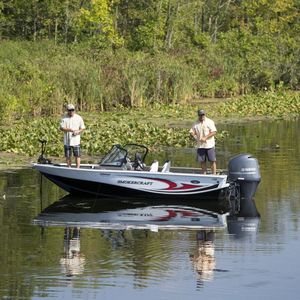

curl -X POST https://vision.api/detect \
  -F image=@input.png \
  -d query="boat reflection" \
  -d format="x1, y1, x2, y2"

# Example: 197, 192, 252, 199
34, 195, 228, 231
33, 195, 260, 282
227, 196, 260, 240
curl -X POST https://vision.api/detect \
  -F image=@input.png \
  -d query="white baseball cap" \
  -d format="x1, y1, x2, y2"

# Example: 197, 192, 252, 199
67, 104, 75, 110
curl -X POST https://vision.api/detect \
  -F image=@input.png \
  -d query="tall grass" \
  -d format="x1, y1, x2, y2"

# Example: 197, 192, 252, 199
0, 40, 299, 123
0, 41, 203, 121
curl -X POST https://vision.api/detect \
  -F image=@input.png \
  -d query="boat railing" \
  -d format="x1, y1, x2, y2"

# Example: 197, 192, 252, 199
51, 162, 227, 175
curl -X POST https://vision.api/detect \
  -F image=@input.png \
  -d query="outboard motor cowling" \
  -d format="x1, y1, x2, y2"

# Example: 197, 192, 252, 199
228, 154, 261, 201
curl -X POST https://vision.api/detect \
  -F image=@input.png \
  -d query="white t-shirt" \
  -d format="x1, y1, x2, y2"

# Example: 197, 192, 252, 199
190, 117, 217, 149
60, 113, 85, 146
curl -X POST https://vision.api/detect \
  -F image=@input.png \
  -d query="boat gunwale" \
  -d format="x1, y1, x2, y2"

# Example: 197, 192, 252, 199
32, 163, 228, 179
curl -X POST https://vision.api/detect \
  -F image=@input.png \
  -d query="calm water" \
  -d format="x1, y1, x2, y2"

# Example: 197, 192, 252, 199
1, 119, 300, 300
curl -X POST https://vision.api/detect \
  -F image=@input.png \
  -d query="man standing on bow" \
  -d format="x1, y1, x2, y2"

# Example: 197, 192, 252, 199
60, 104, 85, 168
189, 109, 217, 174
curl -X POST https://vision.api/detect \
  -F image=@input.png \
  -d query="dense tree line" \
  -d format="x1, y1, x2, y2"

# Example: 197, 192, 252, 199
2, 1, 300, 51
0, 0, 300, 119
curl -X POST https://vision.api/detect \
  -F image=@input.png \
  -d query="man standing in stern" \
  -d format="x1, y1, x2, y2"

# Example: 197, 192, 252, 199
189, 109, 217, 174
60, 104, 85, 168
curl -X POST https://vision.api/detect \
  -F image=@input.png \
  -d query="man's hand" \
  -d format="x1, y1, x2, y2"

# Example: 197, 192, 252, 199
73, 130, 79, 136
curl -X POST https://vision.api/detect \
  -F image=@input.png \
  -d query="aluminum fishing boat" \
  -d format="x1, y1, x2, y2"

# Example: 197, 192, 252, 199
33, 143, 261, 202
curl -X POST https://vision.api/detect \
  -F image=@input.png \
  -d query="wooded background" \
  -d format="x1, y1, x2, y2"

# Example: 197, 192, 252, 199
0, 0, 300, 119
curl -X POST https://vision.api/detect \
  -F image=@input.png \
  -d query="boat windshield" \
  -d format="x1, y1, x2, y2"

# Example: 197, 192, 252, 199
99, 145, 127, 167
99, 144, 149, 167
123, 144, 148, 163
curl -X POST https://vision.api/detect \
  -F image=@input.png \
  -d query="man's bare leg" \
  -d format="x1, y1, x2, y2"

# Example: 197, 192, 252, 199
201, 161, 207, 174
66, 157, 71, 167
210, 161, 217, 174
75, 156, 81, 168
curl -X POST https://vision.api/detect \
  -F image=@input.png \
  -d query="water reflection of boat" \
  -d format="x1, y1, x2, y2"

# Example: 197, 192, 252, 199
189, 196, 260, 287
33, 194, 261, 282
227, 195, 260, 240
34, 196, 228, 279
33, 196, 228, 231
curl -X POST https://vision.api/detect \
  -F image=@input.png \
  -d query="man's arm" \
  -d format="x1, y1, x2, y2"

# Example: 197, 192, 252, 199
60, 126, 74, 133
73, 117, 85, 135
73, 128, 84, 135
189, 128, 198, 141
60, 119, 74, 133
200, 120, 217, 142
201, 131, 216, 142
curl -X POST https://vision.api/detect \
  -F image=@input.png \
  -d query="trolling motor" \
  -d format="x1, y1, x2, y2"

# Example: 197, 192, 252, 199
37, 139, 52, 164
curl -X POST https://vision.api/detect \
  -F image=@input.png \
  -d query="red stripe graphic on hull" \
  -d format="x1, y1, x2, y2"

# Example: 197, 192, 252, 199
140, 177, 203, 191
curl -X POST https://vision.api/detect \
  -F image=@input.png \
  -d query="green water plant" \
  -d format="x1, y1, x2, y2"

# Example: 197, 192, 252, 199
217, 91, 300, 118
0, 91, 298, 158
0, 109, 229, 158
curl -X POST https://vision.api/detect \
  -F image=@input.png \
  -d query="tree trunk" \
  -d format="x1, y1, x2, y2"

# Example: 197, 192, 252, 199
65, 0, 69, 44
164, 0, 179, 50
55, 18, 58, 45
33, 18, 37, 41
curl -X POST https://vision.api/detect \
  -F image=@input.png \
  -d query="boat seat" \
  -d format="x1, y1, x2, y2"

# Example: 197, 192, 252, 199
149, 160, 159, 172
124, 157, 133, 170
161, 160, 171, 173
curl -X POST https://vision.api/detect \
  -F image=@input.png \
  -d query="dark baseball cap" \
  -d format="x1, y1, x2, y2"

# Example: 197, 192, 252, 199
198, 109, 205, 116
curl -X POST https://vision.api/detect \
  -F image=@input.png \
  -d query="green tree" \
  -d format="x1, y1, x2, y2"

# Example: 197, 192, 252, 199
74, 0, 123, 47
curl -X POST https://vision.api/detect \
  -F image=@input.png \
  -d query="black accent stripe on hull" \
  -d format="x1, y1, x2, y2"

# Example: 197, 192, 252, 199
42, 173, 228, 201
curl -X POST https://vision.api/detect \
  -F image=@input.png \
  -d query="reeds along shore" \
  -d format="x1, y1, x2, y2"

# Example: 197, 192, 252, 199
0, 38, 300, 123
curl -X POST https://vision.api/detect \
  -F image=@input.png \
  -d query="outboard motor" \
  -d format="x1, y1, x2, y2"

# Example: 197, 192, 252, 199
228, 153, 261, 202
227, 154, 261, 237
227, 173, 260, 237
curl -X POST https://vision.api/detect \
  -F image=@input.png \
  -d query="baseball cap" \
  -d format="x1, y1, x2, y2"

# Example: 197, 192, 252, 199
198, 109, 205, 116
67, 104, 75, 110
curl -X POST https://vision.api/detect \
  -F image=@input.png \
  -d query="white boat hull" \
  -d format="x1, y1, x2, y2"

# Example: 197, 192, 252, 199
34, 163, 230, 201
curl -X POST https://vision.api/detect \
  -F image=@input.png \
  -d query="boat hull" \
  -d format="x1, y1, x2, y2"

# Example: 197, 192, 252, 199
34, 164, 230, 201
44, 173, 227, 201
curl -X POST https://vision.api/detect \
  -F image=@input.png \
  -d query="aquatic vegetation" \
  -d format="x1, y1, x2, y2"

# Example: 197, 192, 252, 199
0, 92, 298, 158
0, 108, 229, 157
217, 91, 300, 118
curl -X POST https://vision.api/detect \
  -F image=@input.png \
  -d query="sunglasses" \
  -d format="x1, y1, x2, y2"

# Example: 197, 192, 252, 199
68, 109, 75, 112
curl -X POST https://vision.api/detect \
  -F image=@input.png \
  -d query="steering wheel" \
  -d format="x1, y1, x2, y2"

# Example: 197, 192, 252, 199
133, 153, 145, 170
135, 159, 145, 170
